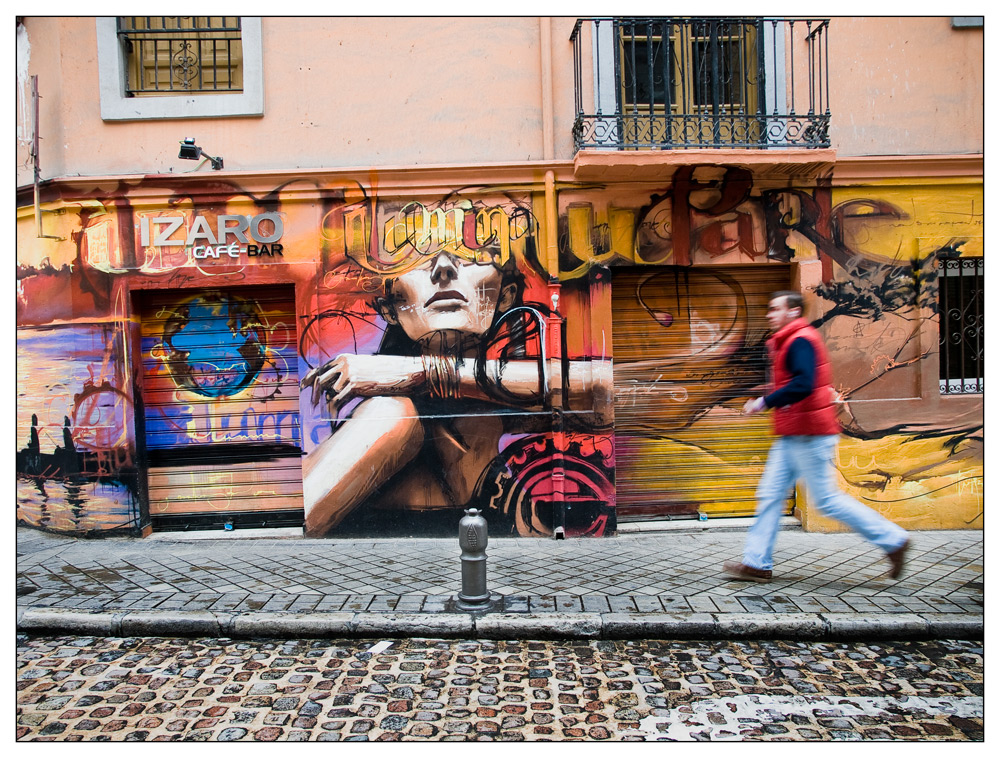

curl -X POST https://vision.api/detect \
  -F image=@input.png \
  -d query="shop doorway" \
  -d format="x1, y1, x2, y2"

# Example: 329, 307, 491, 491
612, 265, 793, 522
138, 286, 304, 531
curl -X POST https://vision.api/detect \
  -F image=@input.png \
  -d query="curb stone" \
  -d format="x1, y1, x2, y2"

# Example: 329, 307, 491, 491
18, 608, 126, 636
473, 612, 604, 640
711, 612, 828, 640
15, 607, 983, 642
602, 612, 717, 638
354, 612, 474, 637
230, 612, 355, 638
821, 612, 928, 640
120, 609, 225, 637
921, 613, 985, 639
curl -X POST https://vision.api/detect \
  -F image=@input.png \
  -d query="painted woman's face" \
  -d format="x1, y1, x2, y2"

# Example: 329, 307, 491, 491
388, 253, 506, 341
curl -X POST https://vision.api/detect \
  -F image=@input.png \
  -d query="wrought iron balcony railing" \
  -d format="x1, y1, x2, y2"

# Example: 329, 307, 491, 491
571, 18, 831, 151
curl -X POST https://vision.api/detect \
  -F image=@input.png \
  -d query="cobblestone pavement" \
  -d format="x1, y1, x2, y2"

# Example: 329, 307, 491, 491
17, 636, 983, 742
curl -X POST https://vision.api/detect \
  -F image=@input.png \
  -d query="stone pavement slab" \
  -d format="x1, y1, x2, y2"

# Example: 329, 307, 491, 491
16, 526, 983, 641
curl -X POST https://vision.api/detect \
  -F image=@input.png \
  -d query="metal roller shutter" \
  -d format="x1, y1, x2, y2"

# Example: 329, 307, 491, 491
139, 286, 303, 531
612, 265, 792, 521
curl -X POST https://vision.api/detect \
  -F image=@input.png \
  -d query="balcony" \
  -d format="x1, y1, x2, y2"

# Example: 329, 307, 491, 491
571, 18, 831, 151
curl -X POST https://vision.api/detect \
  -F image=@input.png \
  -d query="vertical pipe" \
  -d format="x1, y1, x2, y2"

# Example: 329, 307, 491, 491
544, 169, 565, 537
32, 75, 61, 241
32, 74, 42, 239
540, 17, 554, 160
544, 170, 559, 280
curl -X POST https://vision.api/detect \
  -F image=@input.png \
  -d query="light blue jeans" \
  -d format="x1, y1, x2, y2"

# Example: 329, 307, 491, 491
744, 435, 908, 571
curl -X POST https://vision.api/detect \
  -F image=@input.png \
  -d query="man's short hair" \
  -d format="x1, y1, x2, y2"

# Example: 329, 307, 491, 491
771, 290, 803, 312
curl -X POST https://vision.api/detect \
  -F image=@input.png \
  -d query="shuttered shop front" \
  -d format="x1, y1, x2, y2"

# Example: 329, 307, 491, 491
612, 265, 792, 521
139, 286, 304, 530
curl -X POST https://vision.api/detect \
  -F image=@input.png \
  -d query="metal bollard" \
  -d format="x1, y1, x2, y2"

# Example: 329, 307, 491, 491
456, 508, 490, 610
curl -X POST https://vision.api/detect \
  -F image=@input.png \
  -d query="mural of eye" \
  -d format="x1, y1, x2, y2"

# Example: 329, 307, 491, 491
160, 292, 267, 398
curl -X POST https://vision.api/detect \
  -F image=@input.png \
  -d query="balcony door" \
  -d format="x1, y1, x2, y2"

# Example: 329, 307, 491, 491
616, 18, 764, 148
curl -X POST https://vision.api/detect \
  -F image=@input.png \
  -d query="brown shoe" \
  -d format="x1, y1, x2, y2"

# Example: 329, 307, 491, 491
723, 560, 772, 584
887, 539, 910, 580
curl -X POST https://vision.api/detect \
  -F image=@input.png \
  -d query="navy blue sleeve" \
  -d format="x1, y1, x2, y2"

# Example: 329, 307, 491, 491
763, 338, 815, 409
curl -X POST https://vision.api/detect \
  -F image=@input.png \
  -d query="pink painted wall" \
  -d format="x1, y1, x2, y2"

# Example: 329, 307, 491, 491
828, 17, 983, 156
17, 16, 982, 190
17, 17, 559, 182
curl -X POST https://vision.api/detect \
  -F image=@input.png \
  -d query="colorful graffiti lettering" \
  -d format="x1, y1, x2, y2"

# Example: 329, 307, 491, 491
332, 197, 537, 276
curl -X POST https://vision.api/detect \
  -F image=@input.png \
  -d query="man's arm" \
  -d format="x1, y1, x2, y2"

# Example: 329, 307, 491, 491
743, 337, 816, 415
762, 337, 816, 408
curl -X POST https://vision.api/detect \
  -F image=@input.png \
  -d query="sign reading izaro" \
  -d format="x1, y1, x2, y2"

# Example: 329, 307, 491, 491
139, 213, 285, 259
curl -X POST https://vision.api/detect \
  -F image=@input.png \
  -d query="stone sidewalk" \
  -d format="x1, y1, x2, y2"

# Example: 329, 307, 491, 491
15, 524, 983, 641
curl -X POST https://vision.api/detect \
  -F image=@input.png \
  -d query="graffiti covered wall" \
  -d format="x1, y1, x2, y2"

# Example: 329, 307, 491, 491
809, 182, 984, 530
15, 165, 983, 536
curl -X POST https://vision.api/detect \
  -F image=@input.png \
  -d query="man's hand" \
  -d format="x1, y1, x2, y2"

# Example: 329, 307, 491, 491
301, 354, 425, 411
742, 397, 766, 415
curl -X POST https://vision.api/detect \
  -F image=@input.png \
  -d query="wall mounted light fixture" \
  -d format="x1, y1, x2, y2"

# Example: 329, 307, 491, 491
178, 138, 224, 170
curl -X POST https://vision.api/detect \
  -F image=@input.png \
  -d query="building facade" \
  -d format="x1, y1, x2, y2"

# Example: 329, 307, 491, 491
15, 17, 983, 538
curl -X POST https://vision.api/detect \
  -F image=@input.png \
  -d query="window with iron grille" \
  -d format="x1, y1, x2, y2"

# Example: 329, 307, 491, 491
938, 256, 983, 394
96, 18, 262, 120
118, 17, 243, 97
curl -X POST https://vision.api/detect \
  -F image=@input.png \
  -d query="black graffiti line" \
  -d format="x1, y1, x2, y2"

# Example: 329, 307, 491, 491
859, 476, 983, 503
298, 309, 383, 370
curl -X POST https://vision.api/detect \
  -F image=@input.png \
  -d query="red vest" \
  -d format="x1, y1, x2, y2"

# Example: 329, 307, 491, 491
766, 318, 840, 436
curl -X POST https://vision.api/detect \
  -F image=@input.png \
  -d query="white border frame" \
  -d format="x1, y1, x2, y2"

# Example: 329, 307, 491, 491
96, 17, 263, 120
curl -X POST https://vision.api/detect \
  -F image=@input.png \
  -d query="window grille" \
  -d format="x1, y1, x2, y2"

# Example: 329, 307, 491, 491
938, 256, 983, 394
117, 17, 243, 97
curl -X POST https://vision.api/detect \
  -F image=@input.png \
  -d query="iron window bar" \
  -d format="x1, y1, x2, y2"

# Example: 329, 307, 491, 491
117, 17, 243, 97
938, 256, 983, 395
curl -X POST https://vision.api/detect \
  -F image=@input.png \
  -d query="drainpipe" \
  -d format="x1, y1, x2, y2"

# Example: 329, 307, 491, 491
31, 75, 62, 240
544, 169, 566, 538
540, 17, 555, 160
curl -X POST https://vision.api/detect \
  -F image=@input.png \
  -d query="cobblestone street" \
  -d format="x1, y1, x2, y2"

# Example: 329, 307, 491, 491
17, 636, 983, 741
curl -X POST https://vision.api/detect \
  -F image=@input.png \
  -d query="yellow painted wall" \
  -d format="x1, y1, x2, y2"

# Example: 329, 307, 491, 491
798, 179, 983, 532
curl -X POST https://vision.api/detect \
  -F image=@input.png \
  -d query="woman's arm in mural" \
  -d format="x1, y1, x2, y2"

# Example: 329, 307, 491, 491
303, 354, 426, 408
302, 354, 613, 427
301, 395, 424, 536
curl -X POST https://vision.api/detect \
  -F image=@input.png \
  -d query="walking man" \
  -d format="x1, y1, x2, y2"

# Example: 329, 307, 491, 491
723, 291, 910, 583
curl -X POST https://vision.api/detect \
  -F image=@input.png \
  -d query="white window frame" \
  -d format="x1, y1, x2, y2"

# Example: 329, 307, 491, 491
96, 17, 263, 121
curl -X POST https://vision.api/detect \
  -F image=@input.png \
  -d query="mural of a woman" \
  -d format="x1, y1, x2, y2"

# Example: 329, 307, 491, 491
301, 243, 613, 537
